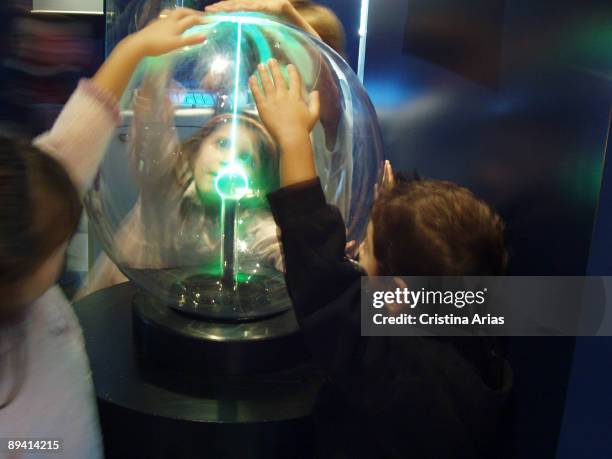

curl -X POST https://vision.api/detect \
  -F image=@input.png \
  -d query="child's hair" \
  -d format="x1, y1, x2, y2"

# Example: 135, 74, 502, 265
0, 137, 81, 287
371, 177, 507, 276
291, 1, 346, 56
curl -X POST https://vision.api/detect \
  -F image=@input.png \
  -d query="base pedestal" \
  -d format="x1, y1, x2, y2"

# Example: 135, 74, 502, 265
74, 282, 322, 459
132, 286, 304, 376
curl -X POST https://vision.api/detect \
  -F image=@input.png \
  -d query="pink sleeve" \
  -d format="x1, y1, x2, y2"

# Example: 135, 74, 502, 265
33, 79, 120, 195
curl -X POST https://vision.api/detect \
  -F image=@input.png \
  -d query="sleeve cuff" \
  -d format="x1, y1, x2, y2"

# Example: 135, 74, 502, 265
267, 178, 327, 226
79, 78, 121, 124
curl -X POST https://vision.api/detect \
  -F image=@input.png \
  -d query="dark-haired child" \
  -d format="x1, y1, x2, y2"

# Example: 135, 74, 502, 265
250, 60, 512, 458
0, 9, 205, 457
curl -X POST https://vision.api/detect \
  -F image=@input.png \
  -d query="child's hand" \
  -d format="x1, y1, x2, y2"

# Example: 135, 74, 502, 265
205, 0, 322, 42
345, 240, 358, 259
249, 59, 319, 186
92, 8, 206, 111
374, 160, 395, 199
128, 8, 206, 57
249, 59, 320, 148
206, 0, 290, 16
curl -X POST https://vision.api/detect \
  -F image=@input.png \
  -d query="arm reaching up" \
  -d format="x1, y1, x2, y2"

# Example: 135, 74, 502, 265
251, 61, 363, 388
35, 8, 206, 194
251, 59, 359, 319
93, 8, 205, 100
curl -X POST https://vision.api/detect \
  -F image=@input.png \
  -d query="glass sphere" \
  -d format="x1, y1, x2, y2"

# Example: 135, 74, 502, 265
85, 13, 384, 321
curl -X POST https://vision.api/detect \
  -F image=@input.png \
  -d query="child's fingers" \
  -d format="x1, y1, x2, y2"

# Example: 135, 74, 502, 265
287, 64, 302, 97
268, 59, 287, 92
309, 90, 321, 118
206, 1, 239, 12
177, 15, 205, 32
258, 63, 274, 95
206, 5, 231, 12
170, 7, 205, 19
231, 1, 250, 9
234, 1, 254, 11
384, 160, 395, 187
180, 33, 206, 47
249, 75, 265, 106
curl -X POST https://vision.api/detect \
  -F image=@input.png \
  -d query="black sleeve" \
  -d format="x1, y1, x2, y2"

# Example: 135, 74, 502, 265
267, 178, 363, 318
268, 180, 425, 409
267, 178, 364, 378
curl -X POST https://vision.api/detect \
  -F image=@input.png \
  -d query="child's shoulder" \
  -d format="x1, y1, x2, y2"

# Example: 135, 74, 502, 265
30, 286, 82, 340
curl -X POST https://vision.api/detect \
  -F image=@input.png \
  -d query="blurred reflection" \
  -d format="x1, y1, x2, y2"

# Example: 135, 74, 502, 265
0, 2, 101, 299
83, 87, 284, 303
117, 85, 282, 272
0, 4, 97, 136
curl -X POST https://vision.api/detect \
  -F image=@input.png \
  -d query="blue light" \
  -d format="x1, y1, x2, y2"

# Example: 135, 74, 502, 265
357, 0, 371, 83
366, 78, 414, 108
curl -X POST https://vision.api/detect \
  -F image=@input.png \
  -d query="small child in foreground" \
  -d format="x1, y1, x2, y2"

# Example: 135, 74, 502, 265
250, 60, 512, 458
0, 9, 205, 458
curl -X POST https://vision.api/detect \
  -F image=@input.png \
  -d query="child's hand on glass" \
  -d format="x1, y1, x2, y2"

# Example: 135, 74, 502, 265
374, 160, 395, 199
206, 0, 291, 16
249, 59, 320, 148
205, 0, 322, 43
347, 161, 394, 261
129, 8, 206, 58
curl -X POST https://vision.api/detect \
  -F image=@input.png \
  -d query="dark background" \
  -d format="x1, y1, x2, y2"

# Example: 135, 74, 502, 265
362, 0, 612, 457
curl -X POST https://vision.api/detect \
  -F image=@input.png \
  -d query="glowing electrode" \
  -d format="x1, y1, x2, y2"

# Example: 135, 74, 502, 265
214, 163, 249, 200
217, 20, 248, 286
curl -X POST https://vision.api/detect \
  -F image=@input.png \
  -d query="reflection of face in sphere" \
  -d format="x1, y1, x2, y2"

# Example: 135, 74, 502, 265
183, 115, 278, 200
86, 14, 384, 321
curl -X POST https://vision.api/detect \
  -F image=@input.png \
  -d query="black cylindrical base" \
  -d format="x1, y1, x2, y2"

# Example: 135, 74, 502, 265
132, 288, 305, 376
73, 283, 322, 459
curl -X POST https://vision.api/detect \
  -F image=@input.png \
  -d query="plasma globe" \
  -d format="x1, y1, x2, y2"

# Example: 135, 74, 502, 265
85, 13, 384, 320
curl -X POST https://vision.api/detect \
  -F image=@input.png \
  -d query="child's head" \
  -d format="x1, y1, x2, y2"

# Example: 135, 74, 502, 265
179, 114, 279, 198
291, 1, 346, 56
0, 138, 81, 316
359, 177, 507, 277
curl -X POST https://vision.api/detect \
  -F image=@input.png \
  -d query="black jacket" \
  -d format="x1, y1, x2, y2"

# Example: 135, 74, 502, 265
268, 179, 513, 459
